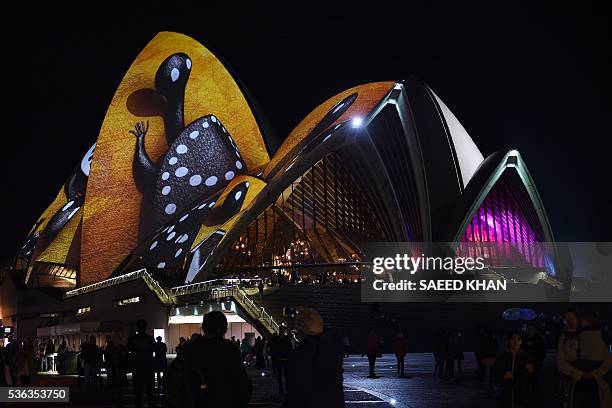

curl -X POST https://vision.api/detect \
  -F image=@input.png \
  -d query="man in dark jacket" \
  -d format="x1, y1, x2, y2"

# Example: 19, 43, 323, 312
164, 311, 252, 408
153, 336, 168, 392
284, 308, 344, 408
81, 336, 102, 387
128, 320, 156, 408
269, 325, 293, 393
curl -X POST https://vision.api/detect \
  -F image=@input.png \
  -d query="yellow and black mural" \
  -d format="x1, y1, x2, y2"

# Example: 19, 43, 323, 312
16, 32, 558, 288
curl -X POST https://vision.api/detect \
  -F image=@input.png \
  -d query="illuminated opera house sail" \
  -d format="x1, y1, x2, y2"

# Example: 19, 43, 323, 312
14, 31, 561, 290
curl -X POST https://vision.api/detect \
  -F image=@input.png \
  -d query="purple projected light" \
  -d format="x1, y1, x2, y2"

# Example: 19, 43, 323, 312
460, 173, 554, 275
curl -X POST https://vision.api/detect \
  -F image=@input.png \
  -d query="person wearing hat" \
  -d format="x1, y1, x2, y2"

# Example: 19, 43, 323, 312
284, 308, 344, 407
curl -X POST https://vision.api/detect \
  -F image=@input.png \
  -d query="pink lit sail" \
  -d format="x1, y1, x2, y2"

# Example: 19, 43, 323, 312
460, 172, 553, 274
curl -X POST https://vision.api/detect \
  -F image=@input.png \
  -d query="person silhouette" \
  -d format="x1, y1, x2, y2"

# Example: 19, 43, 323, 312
284, 308, 344, 407
81, 336, 101, 387
364, 331, 380, 379
393, 332, 408, 377
176, 337, 186, 355
269, 326, 292, 393
164, 311, 252, 408
127, 320, 156, 408
153, 336, 168, 392
258, 280, 264, 300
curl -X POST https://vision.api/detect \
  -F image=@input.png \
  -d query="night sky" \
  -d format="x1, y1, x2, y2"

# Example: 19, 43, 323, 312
6, 4, 611, 262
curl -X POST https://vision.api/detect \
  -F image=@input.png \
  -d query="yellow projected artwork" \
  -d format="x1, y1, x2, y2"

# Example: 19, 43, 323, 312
16, 32, 394, 287
80, 32, 269, 285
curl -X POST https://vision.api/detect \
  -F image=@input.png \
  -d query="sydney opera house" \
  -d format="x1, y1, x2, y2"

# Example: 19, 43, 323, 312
0, 32, 566, 352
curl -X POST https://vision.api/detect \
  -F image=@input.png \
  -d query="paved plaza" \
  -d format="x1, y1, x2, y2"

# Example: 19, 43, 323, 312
10, 352, 562, 407
341, 353, 492, 408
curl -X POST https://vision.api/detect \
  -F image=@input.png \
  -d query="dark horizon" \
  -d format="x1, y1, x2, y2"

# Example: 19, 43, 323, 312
6, 5, 611, 262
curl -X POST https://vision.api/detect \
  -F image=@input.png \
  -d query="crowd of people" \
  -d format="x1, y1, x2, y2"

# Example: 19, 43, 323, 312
361, 330, 409, 378
432, 329, 466, 378
468, 310, 611, 407
74, 322, 169, 407
0, 337, 35, 386
0, 323, 169, 408
342, 308, 611, 407
164, 308, 344, 408
36, 338, 65, 373
7, 337, 71, 375
1, 307, 610, 407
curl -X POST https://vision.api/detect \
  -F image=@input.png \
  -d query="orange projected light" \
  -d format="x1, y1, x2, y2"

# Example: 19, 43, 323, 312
264, 82, 394, 179
81, 32, 269, 285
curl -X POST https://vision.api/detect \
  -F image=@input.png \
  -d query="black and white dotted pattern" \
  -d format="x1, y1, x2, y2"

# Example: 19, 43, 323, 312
141, 180, 251, 270
151, 114, 247, 231
141, 193, 220, 270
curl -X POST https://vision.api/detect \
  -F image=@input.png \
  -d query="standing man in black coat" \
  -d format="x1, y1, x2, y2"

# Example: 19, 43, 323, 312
269, 326, 293, 394
81, 336, 102, 387
128, 320, 156, 408
153, 336, 168, 392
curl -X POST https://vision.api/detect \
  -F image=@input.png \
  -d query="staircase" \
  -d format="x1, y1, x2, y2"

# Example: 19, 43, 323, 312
210, 285, 279, 335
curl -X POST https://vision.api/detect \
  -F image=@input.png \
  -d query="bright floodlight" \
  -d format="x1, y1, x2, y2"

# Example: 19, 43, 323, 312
351, 117, 363, 128
390, 399, 397, 405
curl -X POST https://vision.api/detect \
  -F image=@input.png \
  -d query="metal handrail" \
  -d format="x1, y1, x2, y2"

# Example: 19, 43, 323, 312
63, 270, 278, 333
65, 269, 145, 298
141, 271, 174, 305
170, 278, 264, 297
234, 286, 280, 334
170, 279, 229, 297
64, 269, 173, 305
210, 285, 279, 335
